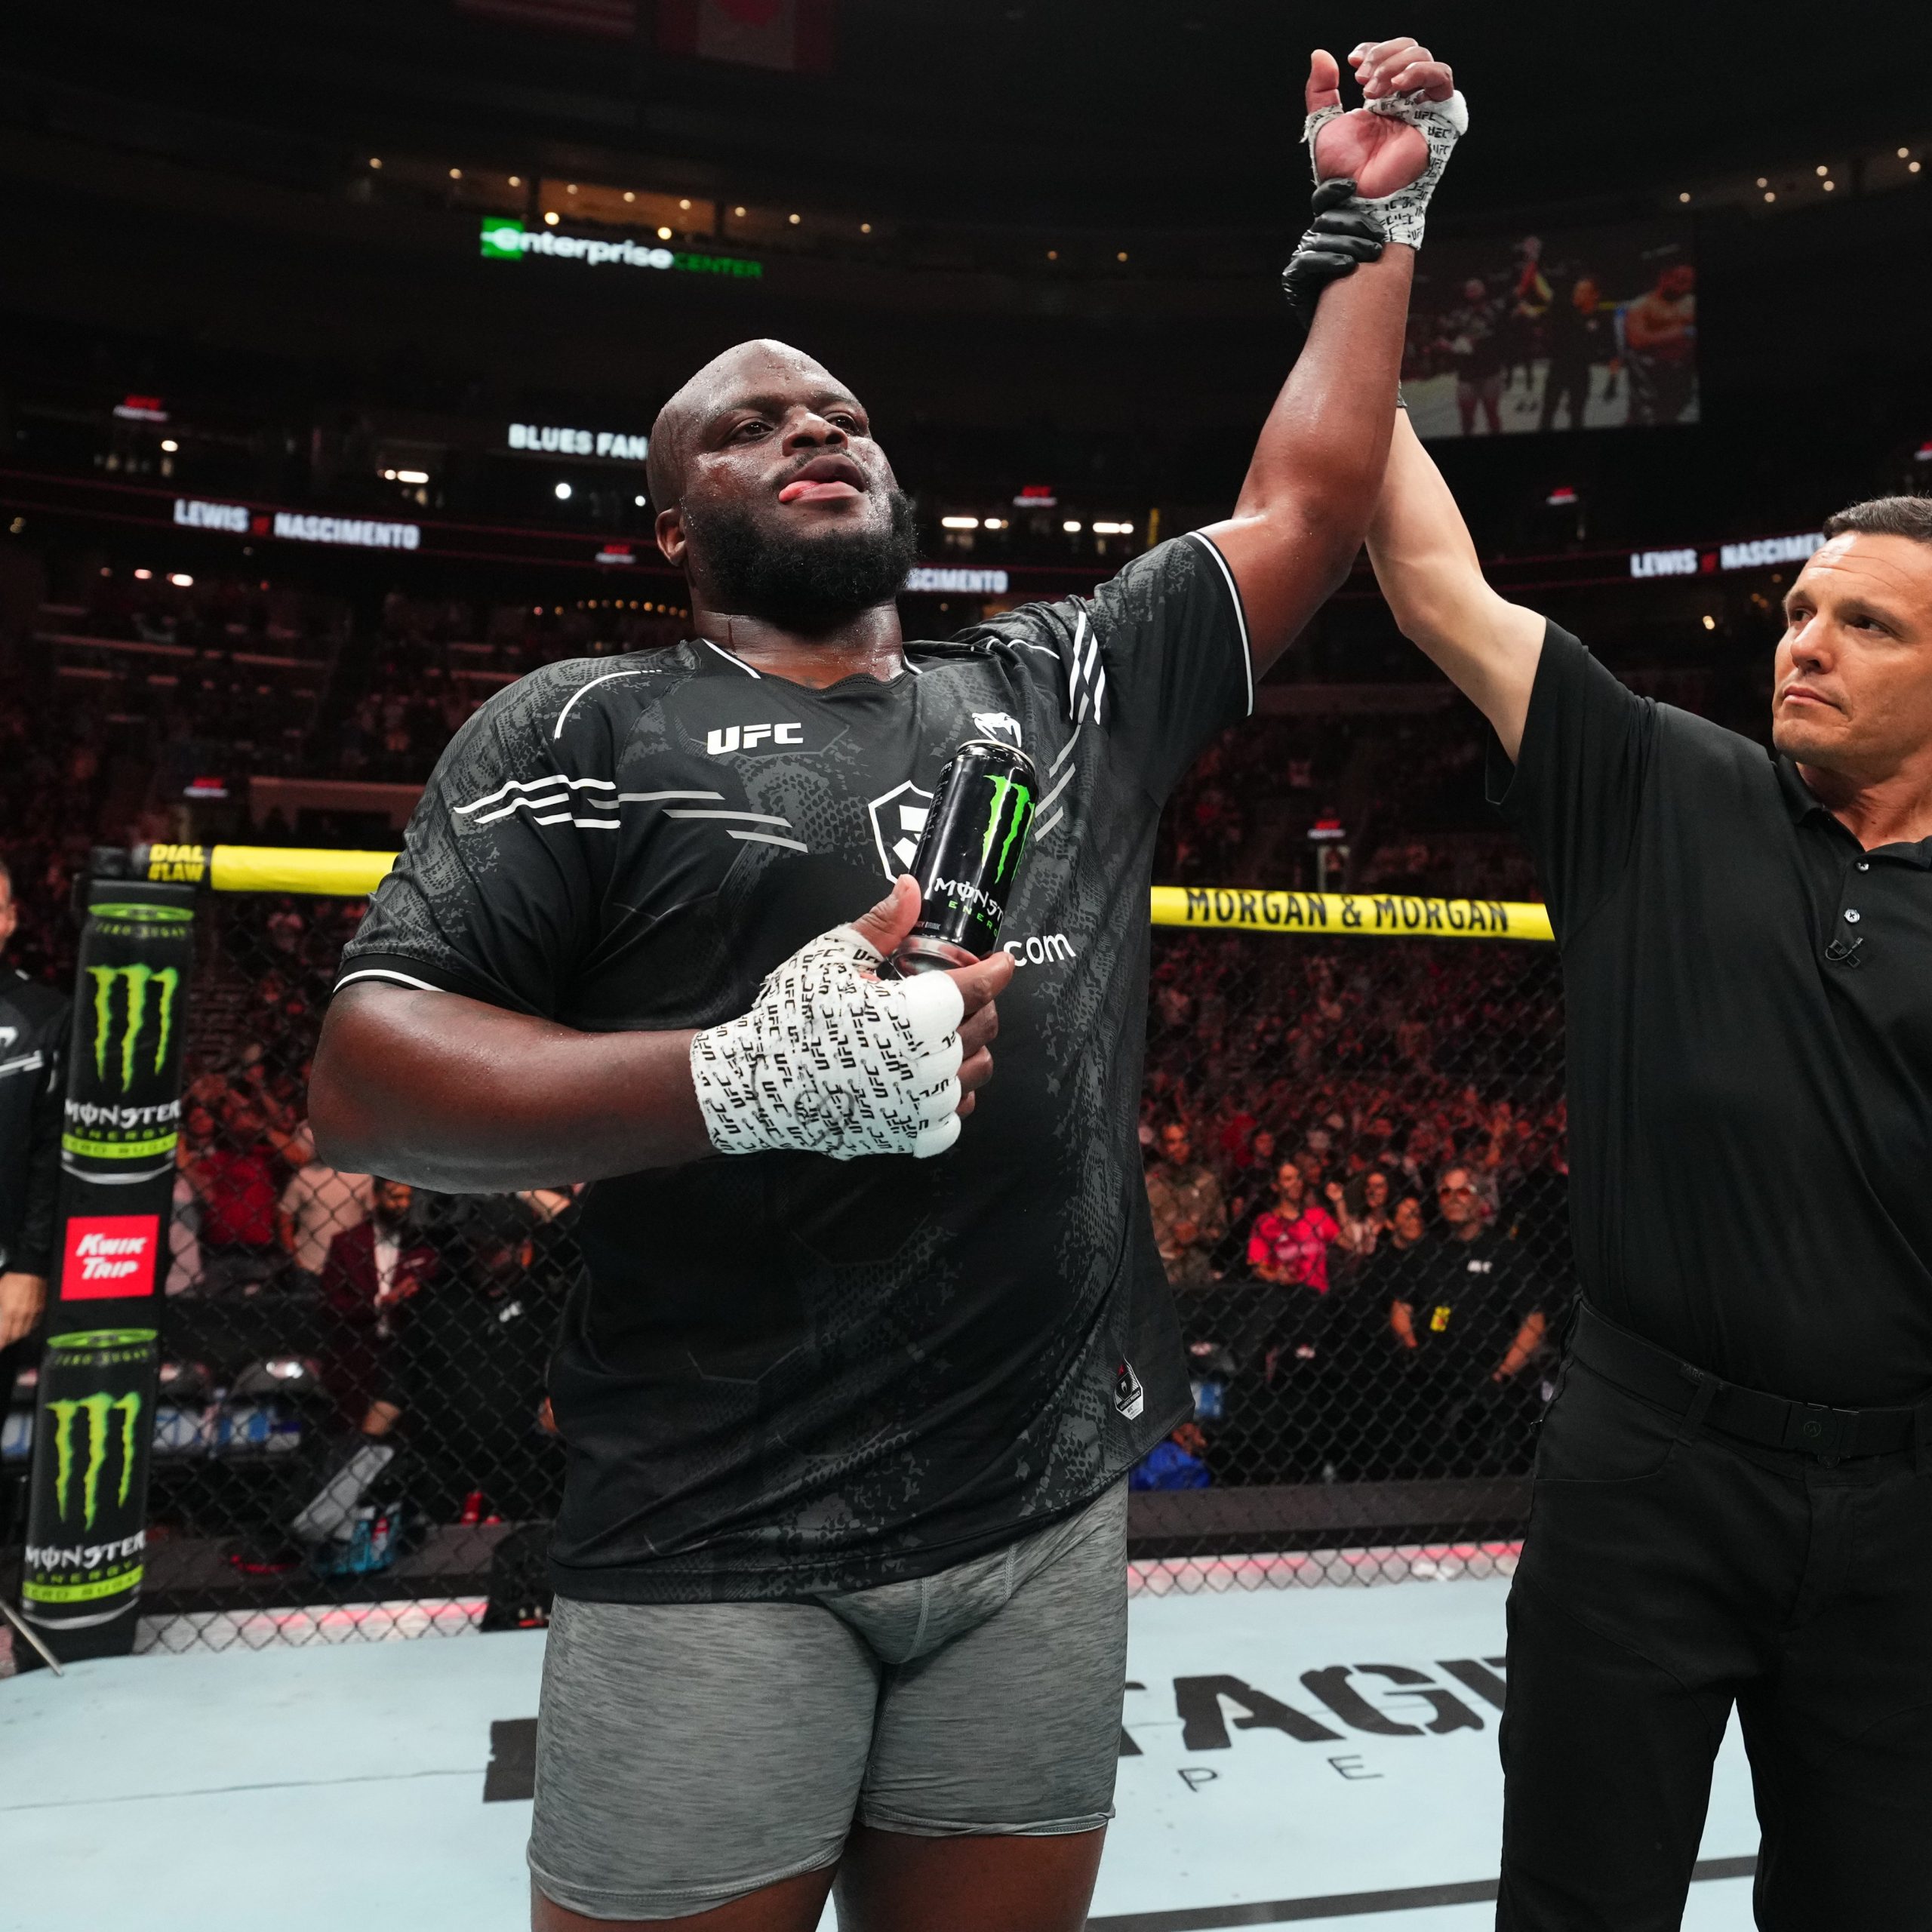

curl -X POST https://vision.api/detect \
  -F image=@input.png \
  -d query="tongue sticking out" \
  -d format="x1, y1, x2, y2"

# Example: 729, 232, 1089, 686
778, 478, 861, 505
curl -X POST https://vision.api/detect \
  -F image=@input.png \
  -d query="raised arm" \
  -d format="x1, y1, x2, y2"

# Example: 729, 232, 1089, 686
1365, 411, 1546, 760
1206, 37, 1465, 675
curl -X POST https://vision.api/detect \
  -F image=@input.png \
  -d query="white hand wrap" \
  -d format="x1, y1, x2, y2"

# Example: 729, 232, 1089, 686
1303, 87, 1469, 251
691, 924, 966, 1161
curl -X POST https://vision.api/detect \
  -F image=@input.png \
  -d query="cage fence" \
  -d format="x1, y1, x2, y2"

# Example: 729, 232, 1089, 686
2, 871, 1568, 1652
1131, 918, 1568, 1595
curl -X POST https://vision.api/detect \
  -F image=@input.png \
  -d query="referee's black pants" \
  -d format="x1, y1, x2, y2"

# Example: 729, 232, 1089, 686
1497, 1332, 1932, 1930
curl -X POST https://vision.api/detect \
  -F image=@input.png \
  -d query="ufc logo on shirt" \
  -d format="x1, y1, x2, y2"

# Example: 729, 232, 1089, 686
706, 722, 804, 755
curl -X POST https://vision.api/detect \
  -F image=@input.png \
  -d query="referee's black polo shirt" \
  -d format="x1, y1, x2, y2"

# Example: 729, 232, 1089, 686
1489, 626, 1932, 1407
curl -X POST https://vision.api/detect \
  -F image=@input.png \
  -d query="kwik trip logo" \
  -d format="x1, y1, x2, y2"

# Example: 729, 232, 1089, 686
62, 1214, 161, 1300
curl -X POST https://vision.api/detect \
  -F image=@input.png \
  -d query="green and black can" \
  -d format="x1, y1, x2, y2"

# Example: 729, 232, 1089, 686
60, 895, 194, 1192
21, 1327, 160, 1635
894, 738, 1039, 974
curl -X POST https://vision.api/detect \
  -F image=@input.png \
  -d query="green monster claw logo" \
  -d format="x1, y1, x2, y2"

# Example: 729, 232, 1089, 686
87, 964, 180, 1091
47, 1390, 143, 1528
980, 775, 1035, 883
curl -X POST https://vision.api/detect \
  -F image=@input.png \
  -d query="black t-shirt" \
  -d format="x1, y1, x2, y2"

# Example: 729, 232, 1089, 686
1491, 626, 1932, 1404
1364, 1232, 1431, 1316
1399, 1229, 1539, 1383
385, 1272, 565, 1520
337, 534, 1253, 1600
1503, 1161, 1575, 1314
0, 968, 69, 1280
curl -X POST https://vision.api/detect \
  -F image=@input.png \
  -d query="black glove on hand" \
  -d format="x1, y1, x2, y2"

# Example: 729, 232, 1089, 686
1281, 177, 1386, 343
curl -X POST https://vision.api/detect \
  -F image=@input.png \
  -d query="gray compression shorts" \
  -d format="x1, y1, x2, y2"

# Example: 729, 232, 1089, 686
528, 1480, 1128, 1921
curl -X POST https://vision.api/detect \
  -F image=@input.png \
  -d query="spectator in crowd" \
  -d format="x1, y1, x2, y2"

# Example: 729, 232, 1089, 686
167, 1136, 202, 1296
361, 1197, 565, 1526
1398, 1118, 1447, 1192
1316, 1176, 1414, 1476
0, 855, 67, 1404
318, 1177, 436, 1424
278, 1140, 374, 1294
1233, 1126, 1279, 1201
1247, 1158, 1342, 1298
1332, 1167, 1394, 1257
1293, 1141, 1331, 1200
1214, 1124, 1279, 1272
1243, 1157, 1343, 1382
1374, 1193, 1432, 1313
1392, 1164, 1548, 1472
186, 1100, 285, 1293
1145, 1121, 1227, 1291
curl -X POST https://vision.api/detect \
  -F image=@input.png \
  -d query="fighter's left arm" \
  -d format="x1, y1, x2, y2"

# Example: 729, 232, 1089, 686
1201, 37, 1464, 678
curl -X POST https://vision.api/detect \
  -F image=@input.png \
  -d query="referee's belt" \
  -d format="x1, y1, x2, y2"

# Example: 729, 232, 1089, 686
1571, 1301, 1929, 1463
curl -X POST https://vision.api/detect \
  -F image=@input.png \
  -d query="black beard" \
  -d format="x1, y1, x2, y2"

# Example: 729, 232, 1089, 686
683, 488, 917, 631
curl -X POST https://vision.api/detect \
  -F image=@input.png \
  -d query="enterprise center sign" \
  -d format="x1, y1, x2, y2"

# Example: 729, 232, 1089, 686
481, 219, 761, 280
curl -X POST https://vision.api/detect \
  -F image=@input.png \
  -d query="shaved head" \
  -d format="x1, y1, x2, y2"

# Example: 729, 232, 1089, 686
649, 338, 915, 633
647, 339, 832, 510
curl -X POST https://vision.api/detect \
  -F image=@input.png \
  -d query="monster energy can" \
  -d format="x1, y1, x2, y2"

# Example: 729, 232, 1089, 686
894, 738, 1039, 974
61, 893, 195, 1188
21, 1328, 159, 1633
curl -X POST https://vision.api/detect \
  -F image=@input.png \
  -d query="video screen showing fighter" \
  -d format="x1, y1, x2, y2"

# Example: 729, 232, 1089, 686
309, 34, 1465, 1932
1404, 222, 1698, 437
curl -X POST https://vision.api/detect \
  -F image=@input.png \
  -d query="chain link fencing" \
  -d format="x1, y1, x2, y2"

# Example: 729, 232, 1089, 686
2, 875, 1567, 1654
1132, 910, 1568, 1596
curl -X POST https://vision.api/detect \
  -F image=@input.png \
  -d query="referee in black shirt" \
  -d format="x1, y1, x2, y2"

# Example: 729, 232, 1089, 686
1368, 414, 1932, 1929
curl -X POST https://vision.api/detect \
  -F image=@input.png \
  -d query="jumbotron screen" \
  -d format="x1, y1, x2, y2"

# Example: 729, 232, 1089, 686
1404, 218, 1698, 438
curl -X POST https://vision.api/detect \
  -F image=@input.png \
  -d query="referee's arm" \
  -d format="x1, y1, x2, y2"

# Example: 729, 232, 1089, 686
1364, 411, 1546, 759
1201, 41, 1459, 678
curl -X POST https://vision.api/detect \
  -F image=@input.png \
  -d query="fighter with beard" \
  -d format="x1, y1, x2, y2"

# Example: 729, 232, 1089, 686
312, 35, 1463, 1932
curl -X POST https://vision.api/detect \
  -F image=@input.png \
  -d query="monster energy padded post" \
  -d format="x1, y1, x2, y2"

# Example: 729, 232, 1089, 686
21, 1328, 159, 1647
17, 875, 194, 1660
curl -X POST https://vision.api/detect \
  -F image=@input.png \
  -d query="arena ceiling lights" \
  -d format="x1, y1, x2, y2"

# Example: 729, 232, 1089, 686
479, 218, 761, 280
